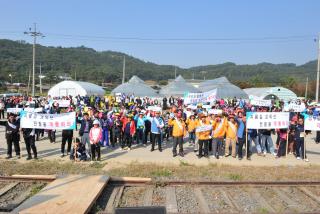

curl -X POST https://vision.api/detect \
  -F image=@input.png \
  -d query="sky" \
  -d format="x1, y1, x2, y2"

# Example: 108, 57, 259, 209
0, 0, 319, 68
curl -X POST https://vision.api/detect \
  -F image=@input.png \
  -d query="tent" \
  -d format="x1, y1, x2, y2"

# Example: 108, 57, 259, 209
199, 76, 248, 99
244, 87, 297, 101
48, 81, 105, 97
111, 75, 159, 97
159, 75, 200, 97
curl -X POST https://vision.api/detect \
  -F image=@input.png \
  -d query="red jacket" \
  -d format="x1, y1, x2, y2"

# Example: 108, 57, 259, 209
122, 120, 136, 136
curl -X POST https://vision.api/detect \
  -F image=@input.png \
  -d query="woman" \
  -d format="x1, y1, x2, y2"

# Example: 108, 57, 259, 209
89, 119, 102, 161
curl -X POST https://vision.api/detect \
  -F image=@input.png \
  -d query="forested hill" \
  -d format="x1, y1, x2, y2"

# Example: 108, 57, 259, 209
0, 39, 317, 87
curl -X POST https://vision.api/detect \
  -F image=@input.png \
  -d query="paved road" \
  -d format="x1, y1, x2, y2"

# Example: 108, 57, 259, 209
0, 123, 319, 166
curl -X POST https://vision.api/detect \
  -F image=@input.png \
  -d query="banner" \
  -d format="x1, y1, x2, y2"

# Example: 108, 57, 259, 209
283, 103, 306, 112
246, 112, 289, 129
147, 106, 162, 112
208, 109, 222, 115
250, 99, 272, 107
7, 108, 43, 114
184, 89, 217, 105
196, 125, 212, 133
304, 115, 320, 130
20, 111, 76, 130
55, 100, 71, 107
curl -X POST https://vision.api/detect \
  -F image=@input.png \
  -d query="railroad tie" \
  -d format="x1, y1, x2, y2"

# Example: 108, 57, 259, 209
273, 188, 300, 209
165, 187, 178, 213
143, 188, 153, 206
194, 188, 211, 214
105, 186, 122, 213
298, 187, 320, 205
248, 187, 276, 213
0, 182, 19, 197
218, 187, 241, 212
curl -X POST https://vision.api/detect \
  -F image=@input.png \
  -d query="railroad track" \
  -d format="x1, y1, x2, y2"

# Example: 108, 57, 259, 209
0, 175, 53, 212
92, 178, 320, 214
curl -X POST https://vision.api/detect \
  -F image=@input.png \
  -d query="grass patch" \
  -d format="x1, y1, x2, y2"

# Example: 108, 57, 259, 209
179, 160, 191, 166
151, 168, 173, 177
29, 183, 46, 197
258, 207, 269, 214
227, 173, 242, 181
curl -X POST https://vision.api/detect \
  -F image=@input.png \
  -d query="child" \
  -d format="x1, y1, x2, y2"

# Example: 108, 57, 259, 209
276, 129, 287, 158
70, 138, 87, 161
122, 114, 136, 150
89, 120, 102, 161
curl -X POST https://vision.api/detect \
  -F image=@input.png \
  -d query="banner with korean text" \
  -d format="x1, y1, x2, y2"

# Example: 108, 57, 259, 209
246, 112, 289, 129
20, 111, 76, 130
55, 100, 71, 107
250, 99, 272, 107
184, 89, 217, 105
304, 115, 320, 130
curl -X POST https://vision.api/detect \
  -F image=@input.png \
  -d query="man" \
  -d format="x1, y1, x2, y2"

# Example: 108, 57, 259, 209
4, 113, 20, 159
236, 113, 246, 160
147, 110, 164, 152
79, 112, 92, 156
195, 114, 211, 158
294, 117, 309, 162
22, 128, 37, 160
0, 100, 5, 119
169, 111, 186, 157
61, 128, 73, 157
212, 114, 226, 159
134, 111, 146, 145
260, 128, 276, 156
111, 113, 122, 147
225, 114, 238, 158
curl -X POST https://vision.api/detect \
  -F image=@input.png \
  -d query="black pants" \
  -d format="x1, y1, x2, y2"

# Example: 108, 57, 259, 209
151, 133, 162, 151
112, 129, 121, 146
48, 130, 56, 143
61, 134, 73, 154
24, 136, 37, 157
91, 144, 101, 160
277, 139, 287, 157
0, 109, 4, 119
237, 137, 245, 158
173, 136, 183, 155
36, 129, 44, 141
7, 137, 20, 156
145, 129, 151, 143
296, 137, 307, 159
136, 129, 145, 144
123, 134, 132, 148
316, 131, 320, 143
198, 139, 209, 156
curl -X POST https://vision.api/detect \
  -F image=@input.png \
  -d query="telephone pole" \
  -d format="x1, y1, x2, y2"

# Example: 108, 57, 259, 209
122, 56, 126, 84
39, 63, 43, 95
175, 67, 177, 79
305, 77, 308, 99
316, 34, 320, 102
24, 23, 44, 97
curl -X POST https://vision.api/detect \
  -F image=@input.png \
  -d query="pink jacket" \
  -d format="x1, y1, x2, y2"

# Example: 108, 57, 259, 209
89, 127, 102, 144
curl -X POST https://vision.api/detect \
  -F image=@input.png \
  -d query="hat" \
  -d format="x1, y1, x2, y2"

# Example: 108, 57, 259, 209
228, 114, 235, 119
198, 113, 206, 118
127, 114, 133, 118
115, 113, 120, 116
93, 120, 100, 125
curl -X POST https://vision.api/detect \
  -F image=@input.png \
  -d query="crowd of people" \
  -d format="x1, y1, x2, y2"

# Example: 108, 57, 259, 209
0, 94, 319, 162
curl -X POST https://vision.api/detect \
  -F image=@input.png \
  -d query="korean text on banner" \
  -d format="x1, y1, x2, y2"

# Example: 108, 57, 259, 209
184, 89, 217, 105
20, 111, 76, 130
246, 112, 289, 129
283, 103, 306, 112
250, 99, 272, 107
304, 115, 320, 130
55, 100, 71, 107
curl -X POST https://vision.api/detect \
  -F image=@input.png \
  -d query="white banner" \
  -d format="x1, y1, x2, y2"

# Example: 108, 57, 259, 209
147, 106, 162, 112
196, 125, 212, 133
20, 111, 76, 130
208, 109, 222, 115
184, 89, 217, 105
304, 115, 320, 130
250, 99, 272, 107
246, 112, 289, 129
283, 103, 306, 112
55, 100, 71, 107
7, 108, 43, 114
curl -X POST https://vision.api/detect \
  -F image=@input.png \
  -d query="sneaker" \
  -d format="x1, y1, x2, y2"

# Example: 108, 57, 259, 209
26, 156, 32, 160
179, 153, 184, 157
305, 158, 309, 162
128, 148, 131, 151
263, 152, 266, 157
238, 157, 242, 160
289, 152, 293, 155
61, 154, 65, 158
17, 155, 21, 159
5, 156, 12, 159
247, 156, 251, 160
173, 153, 177, 157
297, 157, 301, 160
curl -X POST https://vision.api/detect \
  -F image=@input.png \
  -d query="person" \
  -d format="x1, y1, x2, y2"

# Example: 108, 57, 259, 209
61, 128, 73, 157
212, 114, 226, 159
0, 100, 5, 119
70, 138, 87, 161
4, 113, 20, 159
148, 110, 164, 152
225, 114, 238, 158
195, 114, 211, 158
122, 114, 136, 150
294, 117, 309, 161
260, 128, 276, 156
22, 128, 37, 160
186, 114, 196, 145
89, 119, 102, 161
276, 129, 288, 158
79, 112, 92, 156
134, 111, 146, 145
169, 111, 186, 157
111, 113, 122, 147
101, 113, 110, 147
236, 114, 246, 160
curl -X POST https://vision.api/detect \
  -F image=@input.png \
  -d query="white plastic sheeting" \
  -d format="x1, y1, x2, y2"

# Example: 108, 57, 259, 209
159, 75, 200, 96
244, 87, 297, 101
48, 81, 105, 97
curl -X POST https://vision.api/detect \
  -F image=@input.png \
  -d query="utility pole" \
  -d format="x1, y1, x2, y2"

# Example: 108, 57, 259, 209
175, 67, 177, 79
122, 56, 126, 84
316, 34, 320, 102
305, 77, 308, 99
39, 63, 43, 95
24, 23, 44, 97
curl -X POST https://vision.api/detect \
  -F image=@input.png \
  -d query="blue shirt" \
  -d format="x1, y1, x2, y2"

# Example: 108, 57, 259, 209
236, 118, 245, 138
